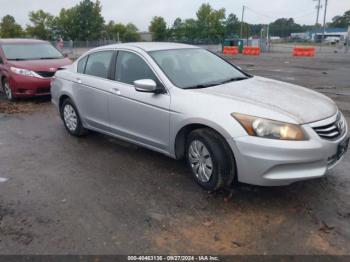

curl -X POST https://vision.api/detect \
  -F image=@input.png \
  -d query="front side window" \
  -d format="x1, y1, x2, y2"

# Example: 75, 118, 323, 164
84, 51, 114, 79
149, 48, 248, 89
77, 56, 88, 73
2, 43, 64, 60
115, 51, 159, 86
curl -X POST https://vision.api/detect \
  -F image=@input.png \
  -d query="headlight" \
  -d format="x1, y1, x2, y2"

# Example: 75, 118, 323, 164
232, 113, 308, 140
10, 67, 42, 78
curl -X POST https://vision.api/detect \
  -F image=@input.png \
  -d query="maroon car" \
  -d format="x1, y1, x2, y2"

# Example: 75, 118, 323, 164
0, 39, 72, 100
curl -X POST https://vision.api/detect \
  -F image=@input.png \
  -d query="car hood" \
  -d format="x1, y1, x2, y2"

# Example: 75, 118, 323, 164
8, 58, 72, 72
192, 76, 337, 124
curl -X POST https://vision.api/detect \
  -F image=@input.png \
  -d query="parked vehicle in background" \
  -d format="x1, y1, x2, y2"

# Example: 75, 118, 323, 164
51, 42, 349, 191
324, 36, 341, 45
0, 39, 72, 101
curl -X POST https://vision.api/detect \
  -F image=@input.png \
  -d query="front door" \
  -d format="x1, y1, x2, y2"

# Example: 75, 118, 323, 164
108, 50, 170, 152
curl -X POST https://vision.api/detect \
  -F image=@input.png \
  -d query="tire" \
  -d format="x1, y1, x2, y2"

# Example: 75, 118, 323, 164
2, 78, 15, 101
186, 128, 235, 191
60, 98, 87, 136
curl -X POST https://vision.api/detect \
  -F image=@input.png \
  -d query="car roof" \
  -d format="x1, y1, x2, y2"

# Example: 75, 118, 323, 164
0, 38, 49, 45
96, 42, 199, 52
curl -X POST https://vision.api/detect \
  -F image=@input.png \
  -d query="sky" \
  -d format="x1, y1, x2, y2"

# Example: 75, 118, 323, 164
0, 0, 349, 31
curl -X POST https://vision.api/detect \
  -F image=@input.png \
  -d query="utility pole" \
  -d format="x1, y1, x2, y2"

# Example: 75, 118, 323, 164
267, 24, 270, 52
314, 0, 322, 28
322, 0, 328, 43
347, 26, 350, 53
240, 5, 245, 39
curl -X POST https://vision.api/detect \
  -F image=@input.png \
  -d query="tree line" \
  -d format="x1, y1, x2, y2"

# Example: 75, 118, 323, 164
0, 0, 349, 42
0, 0, 141, 42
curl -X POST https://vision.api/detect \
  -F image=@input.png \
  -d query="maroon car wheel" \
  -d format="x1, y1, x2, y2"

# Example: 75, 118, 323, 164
2, 79, 14, 101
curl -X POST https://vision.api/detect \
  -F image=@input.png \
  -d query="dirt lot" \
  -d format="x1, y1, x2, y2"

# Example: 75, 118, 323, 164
0, 49, 350, 255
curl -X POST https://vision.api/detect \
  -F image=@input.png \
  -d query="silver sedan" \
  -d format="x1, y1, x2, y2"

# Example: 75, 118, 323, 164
51, 42, 349, 191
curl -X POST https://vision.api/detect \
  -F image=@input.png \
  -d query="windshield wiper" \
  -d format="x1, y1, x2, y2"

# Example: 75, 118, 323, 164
7, 57, 62, 61
39, 57, 63, 60
184, 83, 221, 89
220, 77, 248, 84
184, 77, 249, 89
7, 58, 30, 61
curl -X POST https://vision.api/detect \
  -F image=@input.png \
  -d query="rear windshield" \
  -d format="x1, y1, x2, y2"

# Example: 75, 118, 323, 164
2, 43, 64, 60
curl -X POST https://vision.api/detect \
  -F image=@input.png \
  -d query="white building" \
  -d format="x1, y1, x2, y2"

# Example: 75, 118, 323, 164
139, 32, 153, 42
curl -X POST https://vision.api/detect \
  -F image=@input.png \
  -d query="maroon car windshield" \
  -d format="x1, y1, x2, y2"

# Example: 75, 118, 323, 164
2, 43, 64, 61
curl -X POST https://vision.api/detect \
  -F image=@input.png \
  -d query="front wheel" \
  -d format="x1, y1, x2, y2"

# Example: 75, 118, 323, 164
186, 128, 235, 191
60, 99, 87, 136
2, 79, 15, 101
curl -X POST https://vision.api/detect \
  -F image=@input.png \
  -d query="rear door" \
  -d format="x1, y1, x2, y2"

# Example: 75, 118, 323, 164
72, 50, 115, 130
107, 50, 171, 152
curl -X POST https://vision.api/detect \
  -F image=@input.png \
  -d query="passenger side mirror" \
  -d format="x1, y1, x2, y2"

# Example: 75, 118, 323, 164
134, 79, 157, 93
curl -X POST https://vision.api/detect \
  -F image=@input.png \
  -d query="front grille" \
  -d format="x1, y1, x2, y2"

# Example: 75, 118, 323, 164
312, 115, 345, 140
35, 71, 55, 78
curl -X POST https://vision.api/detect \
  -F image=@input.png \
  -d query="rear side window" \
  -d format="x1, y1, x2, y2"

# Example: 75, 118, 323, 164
84, 51, 114, 79
77, 56, 88, 73
115, 51, 159, 85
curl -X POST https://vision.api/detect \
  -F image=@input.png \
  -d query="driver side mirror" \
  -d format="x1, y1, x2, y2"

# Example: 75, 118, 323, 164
134, 79, 157, 93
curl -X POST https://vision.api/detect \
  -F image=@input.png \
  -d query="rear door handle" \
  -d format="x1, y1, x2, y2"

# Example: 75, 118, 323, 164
112, 87, 121, 95
75, 78, 82, 84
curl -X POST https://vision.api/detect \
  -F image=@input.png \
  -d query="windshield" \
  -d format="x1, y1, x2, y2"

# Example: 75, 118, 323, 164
149, 48, 248, 89
2, 43, 64, 60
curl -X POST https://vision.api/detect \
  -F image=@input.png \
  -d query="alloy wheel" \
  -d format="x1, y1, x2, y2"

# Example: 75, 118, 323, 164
63, 104, 78, 132
188, 140, 213, 183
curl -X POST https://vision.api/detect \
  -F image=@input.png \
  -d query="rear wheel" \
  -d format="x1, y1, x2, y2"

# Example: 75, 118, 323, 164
60, 98, 87, 136
2, 79, 15, 101
186, 128, 235, 191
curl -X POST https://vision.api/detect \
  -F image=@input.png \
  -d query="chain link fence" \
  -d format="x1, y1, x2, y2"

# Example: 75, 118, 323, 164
51, 40, 118, 59
51, 40, 222, 59
50, 38, 349, 60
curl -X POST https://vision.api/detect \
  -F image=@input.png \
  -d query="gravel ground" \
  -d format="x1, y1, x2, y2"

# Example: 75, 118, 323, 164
0, 49, 350, 255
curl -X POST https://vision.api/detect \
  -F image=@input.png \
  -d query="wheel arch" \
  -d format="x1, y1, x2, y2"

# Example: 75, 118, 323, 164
174, 122, 234, 160
174, 122, 237, 185
1, 75, 7, 88
58, 93, 76, 120
59, 94, 72, 111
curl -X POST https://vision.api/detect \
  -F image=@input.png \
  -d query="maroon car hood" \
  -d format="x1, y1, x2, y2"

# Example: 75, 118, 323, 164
8, 58, 72, 71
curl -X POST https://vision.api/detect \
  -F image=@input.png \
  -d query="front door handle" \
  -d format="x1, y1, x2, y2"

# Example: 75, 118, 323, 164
75, 78, 82, 84
112, 87, 121, 95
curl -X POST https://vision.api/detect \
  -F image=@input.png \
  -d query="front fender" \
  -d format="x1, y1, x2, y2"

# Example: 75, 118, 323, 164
169, 115, 245, 158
